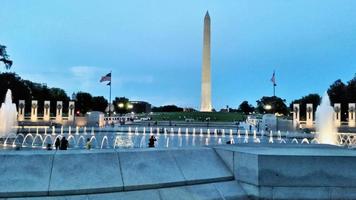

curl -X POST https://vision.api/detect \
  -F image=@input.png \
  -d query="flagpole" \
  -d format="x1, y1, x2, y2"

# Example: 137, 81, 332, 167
271, 70, 276, 97
109, 71, 112, 117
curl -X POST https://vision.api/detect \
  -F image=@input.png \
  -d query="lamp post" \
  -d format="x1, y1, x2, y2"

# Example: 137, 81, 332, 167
263, 104, 272, 131
264, 104, 272, 111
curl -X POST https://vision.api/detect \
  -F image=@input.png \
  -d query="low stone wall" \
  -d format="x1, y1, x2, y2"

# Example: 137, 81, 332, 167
4, 180, 247, 200
214, 143, 356, 199
2, 144, 356, 199
0, 147, 233, 198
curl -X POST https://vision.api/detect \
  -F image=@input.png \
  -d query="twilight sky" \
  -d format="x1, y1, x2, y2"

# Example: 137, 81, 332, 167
1, 0, 356, 109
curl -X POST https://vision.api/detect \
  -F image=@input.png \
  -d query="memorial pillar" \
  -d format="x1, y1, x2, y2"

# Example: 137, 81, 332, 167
56, 101, 63, 123
18, 100, 25, 121
31, 100, 38, 122
333, 103, 341, 127
68, 101, 75, 121
44, 101, 50, 121
349, 103, 356, 127
306, 104, 313, 128
293, 103, 300, 129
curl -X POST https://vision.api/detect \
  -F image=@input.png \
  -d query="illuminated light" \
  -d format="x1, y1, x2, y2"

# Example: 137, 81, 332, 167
127, 104, 133, 109
264, 105, 272, 110
118, 103, 124, 108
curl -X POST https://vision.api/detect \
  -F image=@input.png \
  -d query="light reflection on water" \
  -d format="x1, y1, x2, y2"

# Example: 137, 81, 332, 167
0, 129, 326, 150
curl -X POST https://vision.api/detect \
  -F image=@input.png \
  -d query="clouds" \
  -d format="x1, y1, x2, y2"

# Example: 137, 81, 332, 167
69, 65, 154, 92
115, 75, 154, 86
70, 66, 102, 92
2, 1, 356, 109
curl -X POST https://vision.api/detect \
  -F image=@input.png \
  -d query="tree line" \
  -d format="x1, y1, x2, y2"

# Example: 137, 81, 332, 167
290, 76, 356, 121
1, 72, 355, 117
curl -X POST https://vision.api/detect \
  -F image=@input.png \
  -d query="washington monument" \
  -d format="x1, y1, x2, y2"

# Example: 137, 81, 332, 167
200, 11, 212, 112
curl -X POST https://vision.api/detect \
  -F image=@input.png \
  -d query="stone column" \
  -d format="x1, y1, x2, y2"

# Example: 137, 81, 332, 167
31, 100, 38, 122
349, 103, 356, 127
306, 104, 313, 128
293, 104, 300, 129
18, 100, 25, 121
68, 101, 75, 121
56, 101, 63, 123
333, 103, 341, 127
43, 101, 50, 121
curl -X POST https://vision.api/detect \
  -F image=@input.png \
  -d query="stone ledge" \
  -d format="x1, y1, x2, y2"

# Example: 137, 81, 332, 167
4, 181, 246, 200
0, 147, 233, 198
214, 144, 356, 199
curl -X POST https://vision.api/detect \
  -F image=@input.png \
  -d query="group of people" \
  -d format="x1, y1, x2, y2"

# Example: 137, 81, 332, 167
45, 137, 92, 150
54, 137, 69, 150
46, 136, 156, 150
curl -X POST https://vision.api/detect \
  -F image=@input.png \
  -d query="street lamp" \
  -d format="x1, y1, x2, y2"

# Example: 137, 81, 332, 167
127, 104, 133, 109
264, 104, 272, 111
118, 103, 124, 108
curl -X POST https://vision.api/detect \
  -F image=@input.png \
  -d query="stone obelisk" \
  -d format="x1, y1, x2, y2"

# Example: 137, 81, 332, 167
200, 11, 212, 112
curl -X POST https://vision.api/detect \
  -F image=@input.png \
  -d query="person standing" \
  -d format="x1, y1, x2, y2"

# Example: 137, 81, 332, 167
85, 138, 92, 150
55, 138, 60, 150
148, 135, 156, 148
60, 137, 69, 150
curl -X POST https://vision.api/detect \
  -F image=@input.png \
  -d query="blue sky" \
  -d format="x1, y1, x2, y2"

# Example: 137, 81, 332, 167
1, 0, 355, 109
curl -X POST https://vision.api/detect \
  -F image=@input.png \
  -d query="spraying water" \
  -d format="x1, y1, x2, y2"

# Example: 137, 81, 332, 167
315, 92, 337, 145
0, 89, 18, 137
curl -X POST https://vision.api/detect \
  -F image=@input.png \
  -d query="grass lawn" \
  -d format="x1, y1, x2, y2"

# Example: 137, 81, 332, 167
149, 112, 246, 122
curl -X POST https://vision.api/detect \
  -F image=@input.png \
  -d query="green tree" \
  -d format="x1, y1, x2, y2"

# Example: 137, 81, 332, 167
0, 73, 70, 115
238, 101, 254, 115
74, 92, 93, 115
152, 105, 184, 112
91, 96, 108, 112
327, 79, 348, 121
0, 73, 31, 108
113, 97, 130, 114
290, 94, 321, 121
256, 96, 288, 115
0, 45, 13, 69
346, 75, 356, 104
48, 88, 70, 114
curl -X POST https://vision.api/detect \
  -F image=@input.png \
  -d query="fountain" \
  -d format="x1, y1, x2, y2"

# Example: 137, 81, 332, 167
315, 92, 338, 145
0, 89, 17, 138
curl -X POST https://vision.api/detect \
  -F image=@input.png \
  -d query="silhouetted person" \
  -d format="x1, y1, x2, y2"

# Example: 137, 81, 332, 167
148, 136, 156, 148
55, 138, 60, 150
60, 137, 68, 150
249, 125, 252, 131
86, 138, 92, 150
46, 143, 52, 150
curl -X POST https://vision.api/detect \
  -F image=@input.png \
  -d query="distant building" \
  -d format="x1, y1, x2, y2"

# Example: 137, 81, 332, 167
130, 101, 151, 113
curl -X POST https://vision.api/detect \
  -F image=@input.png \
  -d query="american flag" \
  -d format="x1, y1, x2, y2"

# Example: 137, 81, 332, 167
100, 72, 111, 82
270, 71, 276, 86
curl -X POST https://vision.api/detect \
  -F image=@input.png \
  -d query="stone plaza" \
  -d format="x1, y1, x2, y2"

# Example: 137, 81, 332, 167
1, 5, 356, 200
1, 144, 356, 199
